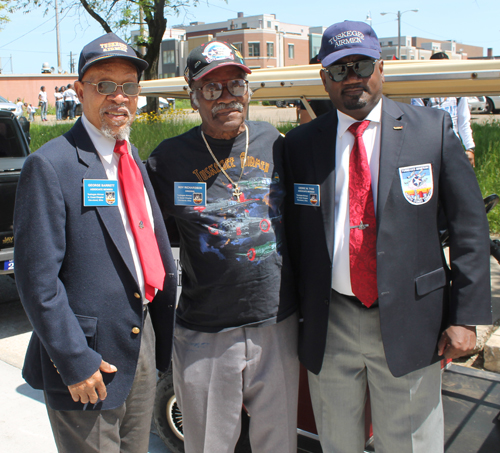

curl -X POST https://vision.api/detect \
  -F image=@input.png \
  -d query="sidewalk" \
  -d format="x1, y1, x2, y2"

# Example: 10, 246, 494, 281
0, 358, 170, 453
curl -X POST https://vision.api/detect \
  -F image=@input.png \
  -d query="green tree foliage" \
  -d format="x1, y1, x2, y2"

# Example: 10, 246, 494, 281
20, 0, 199, 111
0, 0, 13, 27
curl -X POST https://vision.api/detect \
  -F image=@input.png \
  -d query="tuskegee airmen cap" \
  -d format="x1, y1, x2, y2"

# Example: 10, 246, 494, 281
318, 21, 381, 67
78, 32, 149, 81
184, 41, 251, 84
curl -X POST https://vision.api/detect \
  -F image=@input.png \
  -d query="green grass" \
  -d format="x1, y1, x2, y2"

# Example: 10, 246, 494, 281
28, 117, 500, 233
132, 114, 201, 160
472, 121, 500, 233
30, 123, 74, 152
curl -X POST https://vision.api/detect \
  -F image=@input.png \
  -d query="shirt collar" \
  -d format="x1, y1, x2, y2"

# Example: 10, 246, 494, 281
337, 98, 383, 138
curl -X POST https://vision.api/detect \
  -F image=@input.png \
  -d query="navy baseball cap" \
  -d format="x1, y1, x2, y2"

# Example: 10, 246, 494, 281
319, 21, 381, 67
78, 33, 148, 81
184, 41, 251, 84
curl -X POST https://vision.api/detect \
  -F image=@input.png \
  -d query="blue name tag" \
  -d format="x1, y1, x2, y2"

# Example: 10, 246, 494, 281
174, 182, 206, 206
294, 184, 320, 206
3, 259, 14, 271
83, 179, 118, 207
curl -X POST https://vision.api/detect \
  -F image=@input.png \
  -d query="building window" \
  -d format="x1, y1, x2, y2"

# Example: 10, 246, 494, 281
267, 21, 271, 28
267, 42, 274, 57
248, 42, 260, 57
242, 22, 247, 29
388, 41, 393, 46
163, 50, 175, 64
233, 42, 243, 55
288, 44, 295, 59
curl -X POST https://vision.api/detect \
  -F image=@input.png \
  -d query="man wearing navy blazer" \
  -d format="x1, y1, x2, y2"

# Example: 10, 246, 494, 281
283, 21, 491, 452
14, 33, 177, 452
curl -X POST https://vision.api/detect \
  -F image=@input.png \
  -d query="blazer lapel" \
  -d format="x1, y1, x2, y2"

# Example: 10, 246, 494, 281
72, 121, 139, 285
311, 111, 338, 261
377, 97, 406, 226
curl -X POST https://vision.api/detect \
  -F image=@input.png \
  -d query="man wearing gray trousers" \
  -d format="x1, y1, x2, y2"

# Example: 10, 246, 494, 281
147, 41, 299, 453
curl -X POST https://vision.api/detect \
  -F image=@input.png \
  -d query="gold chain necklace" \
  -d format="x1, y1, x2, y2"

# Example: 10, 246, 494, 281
201, 124, 249, 201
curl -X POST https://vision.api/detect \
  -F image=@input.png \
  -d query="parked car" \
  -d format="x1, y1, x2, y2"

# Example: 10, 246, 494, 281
0, 95, 22, 118
466, 96, 487, 114
0, 110, 30, 277
484, 95, 500, 114
136, 96, 171, 114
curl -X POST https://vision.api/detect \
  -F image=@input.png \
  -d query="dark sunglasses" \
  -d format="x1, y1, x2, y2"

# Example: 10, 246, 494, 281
83, 81, 141, 96
194, 79, 249, 100
324, 59, 377, 82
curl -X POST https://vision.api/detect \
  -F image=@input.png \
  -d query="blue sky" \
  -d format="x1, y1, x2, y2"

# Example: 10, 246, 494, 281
1, 0, 499, 74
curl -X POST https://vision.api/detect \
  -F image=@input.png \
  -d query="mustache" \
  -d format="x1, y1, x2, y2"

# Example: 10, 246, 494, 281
100, 103, 131, 116
211, 101, 244, 116
341, 85, 367, 95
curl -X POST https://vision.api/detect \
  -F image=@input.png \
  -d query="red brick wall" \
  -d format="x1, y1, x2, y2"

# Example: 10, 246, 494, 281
0, 74, 78, 107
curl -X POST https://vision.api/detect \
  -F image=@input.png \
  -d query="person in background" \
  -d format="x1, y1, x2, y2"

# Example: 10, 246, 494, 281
16, 97, 24, 116
412, 52, 476, 166
54, 86, 64, 121
283, 20, 491, 453
14, 32, 177, 453
38, 86, 48, 121
27, 103, 36, 122
63, 83, 78, 120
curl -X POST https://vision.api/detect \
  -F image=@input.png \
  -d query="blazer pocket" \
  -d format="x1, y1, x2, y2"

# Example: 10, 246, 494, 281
75, 315, 98, 350
415, 267, 447, 296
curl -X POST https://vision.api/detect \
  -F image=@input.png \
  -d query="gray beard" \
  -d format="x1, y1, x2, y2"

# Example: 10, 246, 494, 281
101, 123, 131, 141
99, 104, 132, 141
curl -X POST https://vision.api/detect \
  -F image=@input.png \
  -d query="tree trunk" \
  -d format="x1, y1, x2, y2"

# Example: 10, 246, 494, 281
142, 0, 167, 114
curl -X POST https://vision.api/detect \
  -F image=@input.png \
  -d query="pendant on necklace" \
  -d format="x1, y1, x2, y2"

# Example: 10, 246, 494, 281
232, 185, 242, 201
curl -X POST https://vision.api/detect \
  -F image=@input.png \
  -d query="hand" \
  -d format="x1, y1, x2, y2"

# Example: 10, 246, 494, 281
437, 325, 477, 359
465, 150, 475, 167
67, 360, 117, 404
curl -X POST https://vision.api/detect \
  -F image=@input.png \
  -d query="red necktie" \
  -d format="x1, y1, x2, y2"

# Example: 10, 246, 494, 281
115, 140, 165, 302
348, 121, 378, 307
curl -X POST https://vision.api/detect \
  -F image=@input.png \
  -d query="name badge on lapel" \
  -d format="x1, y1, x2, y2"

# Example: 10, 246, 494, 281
83, 179, 118, 206
175, 182, 207, 206
398, 164, 434, 205
294, 184, 320, 206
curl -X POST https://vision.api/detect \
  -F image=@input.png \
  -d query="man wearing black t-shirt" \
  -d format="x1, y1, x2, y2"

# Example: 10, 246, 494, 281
147, 41, 299, 453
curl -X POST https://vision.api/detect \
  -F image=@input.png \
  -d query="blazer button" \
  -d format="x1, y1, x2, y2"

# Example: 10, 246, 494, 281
324, 299, 329, 305
132, 326, 141, 334
134, 292, 141, 299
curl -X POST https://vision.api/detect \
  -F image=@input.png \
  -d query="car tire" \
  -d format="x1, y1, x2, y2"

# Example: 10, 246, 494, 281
154, 370, 185, 453
154, 369, 252, 453
485, 97, 494, 114
275, 100, 287, 108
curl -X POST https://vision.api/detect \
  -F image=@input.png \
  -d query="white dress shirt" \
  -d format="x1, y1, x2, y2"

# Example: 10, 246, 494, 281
82, 114, 154, 304
331, 99, 382, 296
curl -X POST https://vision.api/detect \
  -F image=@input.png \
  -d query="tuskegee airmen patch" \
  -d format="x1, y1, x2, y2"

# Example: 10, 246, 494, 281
398, 163, 434, 205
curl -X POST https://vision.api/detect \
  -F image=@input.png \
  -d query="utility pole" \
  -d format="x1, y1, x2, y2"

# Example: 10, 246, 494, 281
69, 52, 75, 73
381, 9, 418, 60
55, 0, 62, 72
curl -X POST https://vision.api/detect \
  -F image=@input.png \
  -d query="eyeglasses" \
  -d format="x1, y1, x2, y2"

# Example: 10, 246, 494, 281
324, 59, 377, 82
194, 79, 248, 100
83, 81, 141, 96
